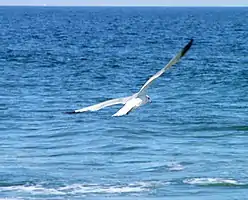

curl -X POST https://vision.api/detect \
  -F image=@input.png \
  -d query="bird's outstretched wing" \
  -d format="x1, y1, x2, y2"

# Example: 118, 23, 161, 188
137, 39, 193, 96
67, 96, 133, 114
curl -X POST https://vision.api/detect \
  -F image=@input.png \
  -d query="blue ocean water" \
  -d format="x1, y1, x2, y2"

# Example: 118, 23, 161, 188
1, 6, 248, 199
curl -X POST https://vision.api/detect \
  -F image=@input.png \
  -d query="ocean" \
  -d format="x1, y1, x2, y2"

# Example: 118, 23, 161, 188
1, 6, 248, 199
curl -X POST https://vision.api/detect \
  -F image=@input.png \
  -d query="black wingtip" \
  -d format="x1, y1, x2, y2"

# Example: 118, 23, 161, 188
65, 111, 77, 114
181, 39, 193, 57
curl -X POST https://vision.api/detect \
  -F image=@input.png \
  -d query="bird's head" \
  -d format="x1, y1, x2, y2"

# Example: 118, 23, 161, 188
146, 95, 152, 103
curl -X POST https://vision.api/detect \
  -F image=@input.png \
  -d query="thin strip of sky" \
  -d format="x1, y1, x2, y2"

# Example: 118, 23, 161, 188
0, 0, 248, 6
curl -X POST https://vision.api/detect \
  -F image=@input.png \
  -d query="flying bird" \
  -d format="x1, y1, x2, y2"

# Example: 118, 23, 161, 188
67, 39, 193, 117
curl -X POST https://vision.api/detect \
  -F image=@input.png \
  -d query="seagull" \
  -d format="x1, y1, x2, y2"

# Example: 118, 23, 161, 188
67, 39, 193, 117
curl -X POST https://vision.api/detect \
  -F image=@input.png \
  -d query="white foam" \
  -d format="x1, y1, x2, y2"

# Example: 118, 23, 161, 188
1, 185, 64, 195
0, 198, 22, 200
0, 182, 155, 195
58, 183, 147, 194
184, 178, 240, 185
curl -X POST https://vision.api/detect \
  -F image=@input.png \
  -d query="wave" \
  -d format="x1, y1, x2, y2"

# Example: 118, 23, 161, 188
0, 199, 22, 200
168, 162, 184, 171
183, 178, 245, 186
0, 181, 159, 195
143, 161, 185, 173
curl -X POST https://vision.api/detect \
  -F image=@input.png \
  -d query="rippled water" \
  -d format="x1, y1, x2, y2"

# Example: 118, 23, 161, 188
1, 6, 248, 199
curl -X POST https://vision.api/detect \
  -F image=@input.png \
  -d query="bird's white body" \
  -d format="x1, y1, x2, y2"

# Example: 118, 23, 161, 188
112, 95, 150, 117
68, 39, 193, 117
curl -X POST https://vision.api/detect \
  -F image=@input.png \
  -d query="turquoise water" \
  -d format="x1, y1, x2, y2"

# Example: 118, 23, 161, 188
1, 6, 248, 199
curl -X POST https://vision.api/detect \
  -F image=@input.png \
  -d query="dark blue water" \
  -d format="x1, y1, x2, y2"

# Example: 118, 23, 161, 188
1, 6, 248, 199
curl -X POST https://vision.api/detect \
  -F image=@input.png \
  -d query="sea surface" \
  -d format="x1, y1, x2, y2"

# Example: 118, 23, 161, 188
1, 6, 248, 200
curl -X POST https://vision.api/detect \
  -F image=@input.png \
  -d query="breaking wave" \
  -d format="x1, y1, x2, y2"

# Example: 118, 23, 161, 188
183, 178, 246, 186
0, 181, 163, 195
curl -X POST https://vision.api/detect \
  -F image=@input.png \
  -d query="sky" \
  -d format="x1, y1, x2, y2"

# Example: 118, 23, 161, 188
0, 0, 248, 6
